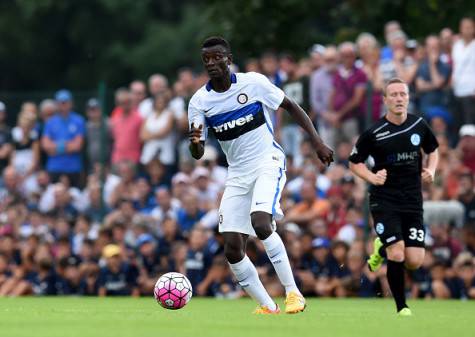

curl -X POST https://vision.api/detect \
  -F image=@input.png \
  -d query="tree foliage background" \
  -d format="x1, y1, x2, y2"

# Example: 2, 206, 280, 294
0, 0, 474, 91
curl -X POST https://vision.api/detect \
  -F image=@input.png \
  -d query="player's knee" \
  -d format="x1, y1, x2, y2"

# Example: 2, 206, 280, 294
223, 243, 245, 264
251, 212, 272, 240
386, 247, 405, 262
405, 257, 423, 270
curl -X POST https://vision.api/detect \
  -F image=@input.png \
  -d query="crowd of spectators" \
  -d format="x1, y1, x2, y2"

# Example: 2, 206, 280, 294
1, 17, 475, 300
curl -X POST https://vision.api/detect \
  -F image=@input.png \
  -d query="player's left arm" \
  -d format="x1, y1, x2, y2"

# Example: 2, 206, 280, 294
280, 96, 334, 166
421, 121, 440, 183
422, 149, 439, 183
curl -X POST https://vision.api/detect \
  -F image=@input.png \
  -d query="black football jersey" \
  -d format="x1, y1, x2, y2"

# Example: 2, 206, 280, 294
349, 114, 439, 212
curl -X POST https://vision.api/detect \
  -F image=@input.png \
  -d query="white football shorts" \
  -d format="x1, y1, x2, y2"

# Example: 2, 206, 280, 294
218, 165, 286, 236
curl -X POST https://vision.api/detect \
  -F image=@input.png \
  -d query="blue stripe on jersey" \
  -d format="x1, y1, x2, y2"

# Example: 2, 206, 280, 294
264, 114, 287, 170
205, 102, 262, 127
271, 168, 284, 215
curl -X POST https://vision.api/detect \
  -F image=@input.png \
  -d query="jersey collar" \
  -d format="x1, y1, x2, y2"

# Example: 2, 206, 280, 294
205, 73, 237, 92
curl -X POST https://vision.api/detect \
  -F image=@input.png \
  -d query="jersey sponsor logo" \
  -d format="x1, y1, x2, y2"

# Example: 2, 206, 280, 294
375, 222, 384, 234
237, 93, 248, 104
375, 131, 390, 138
387, 151, 418, 163
206, 102, 266, 141
410, 133, 421, 146
213, 114, 254, 133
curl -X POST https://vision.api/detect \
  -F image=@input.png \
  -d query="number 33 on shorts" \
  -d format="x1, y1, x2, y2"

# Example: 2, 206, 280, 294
408, 228, 424, 242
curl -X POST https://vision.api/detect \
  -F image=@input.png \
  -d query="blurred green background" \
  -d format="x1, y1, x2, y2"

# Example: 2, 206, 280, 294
0, 0, 474, 91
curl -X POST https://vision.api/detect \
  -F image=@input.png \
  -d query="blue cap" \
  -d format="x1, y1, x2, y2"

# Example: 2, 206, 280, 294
136, 233, 154, 247
55, 89, 73, 102
423, 106, 452, 125
311, 237, 330, 249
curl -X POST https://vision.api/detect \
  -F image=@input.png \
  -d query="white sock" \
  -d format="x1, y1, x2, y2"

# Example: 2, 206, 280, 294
229, 255, 276, 310
262, 231, 301, 295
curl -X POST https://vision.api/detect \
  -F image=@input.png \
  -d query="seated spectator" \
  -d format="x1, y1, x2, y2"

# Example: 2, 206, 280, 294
108, 160, 138, 207
304, 238, 339, 296
192, 167, 220, 211
284, 181, 330, 228
176, 192, 206, 235
98, 244, 139, 296
185, 228, 213, 290
457, 125, 475, 172
195, 255, 239, 298
136, 233, 161, 295
41, 89, 85, 187
446, 253, 475, 299
150, 187, 180, 225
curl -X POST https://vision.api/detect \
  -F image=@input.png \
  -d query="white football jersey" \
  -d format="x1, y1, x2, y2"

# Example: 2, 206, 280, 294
188, 72, 286, 179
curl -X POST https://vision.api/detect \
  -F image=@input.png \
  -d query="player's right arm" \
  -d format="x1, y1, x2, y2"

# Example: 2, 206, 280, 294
349, 162, 386, 186
348, 130, 386, 186
187, 97, 207, 160
188, 123, 205, 159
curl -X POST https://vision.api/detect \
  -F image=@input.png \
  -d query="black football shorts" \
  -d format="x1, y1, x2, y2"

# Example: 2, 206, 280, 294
371, 210, 425, 248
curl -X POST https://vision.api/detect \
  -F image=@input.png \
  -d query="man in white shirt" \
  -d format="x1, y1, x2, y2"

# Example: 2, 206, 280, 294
188, 37, 333, 314
452, 17, 475, 129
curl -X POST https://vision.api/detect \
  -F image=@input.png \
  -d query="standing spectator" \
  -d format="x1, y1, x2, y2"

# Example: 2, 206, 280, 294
308, 44, 326, 72
279, 54, 310, 160
329, 42, 367, 144
138, 74, 169, 119
260, 52, 285, 87
129, 80, 147, 109
41, 89, 85, 187
452, 17, 475, 129
0, 101, 12, 178
310, 46, 339, 150
140, 91, 175, 169
85, 98, 111, 171
381, 20, 402, 61
357, 33, 384, 122
439, 28, 454, 65
110, 88, 143, 165
38, 99, 57, 127
10, 110, 40, 177
415, 35, 451, 116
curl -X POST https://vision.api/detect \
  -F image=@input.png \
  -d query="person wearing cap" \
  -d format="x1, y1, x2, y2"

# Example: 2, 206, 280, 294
98, 244, 139, 296
415, 35, 451, 117
305, 237, 339, 297
41, 89, 86, 187
85, 98, 111, 171
0, 101, 13, 176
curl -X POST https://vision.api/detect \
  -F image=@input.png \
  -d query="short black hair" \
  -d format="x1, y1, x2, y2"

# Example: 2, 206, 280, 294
202, 36, 231, 53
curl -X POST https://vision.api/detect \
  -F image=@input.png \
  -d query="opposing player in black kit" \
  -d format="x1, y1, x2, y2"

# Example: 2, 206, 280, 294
349, 78, 439, 316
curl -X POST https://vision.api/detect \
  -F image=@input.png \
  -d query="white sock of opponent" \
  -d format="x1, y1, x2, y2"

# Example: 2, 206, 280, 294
262, 231, 301, 295
229, 255, 276, 310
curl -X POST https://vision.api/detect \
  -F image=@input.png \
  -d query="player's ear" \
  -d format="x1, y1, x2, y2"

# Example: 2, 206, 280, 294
227, 53, 233, 65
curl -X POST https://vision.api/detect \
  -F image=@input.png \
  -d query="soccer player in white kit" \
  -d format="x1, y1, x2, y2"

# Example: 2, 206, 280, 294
188, 37, 334, 314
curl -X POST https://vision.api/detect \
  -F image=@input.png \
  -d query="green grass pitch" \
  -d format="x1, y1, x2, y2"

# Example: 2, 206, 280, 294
1, 297, 474, 337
